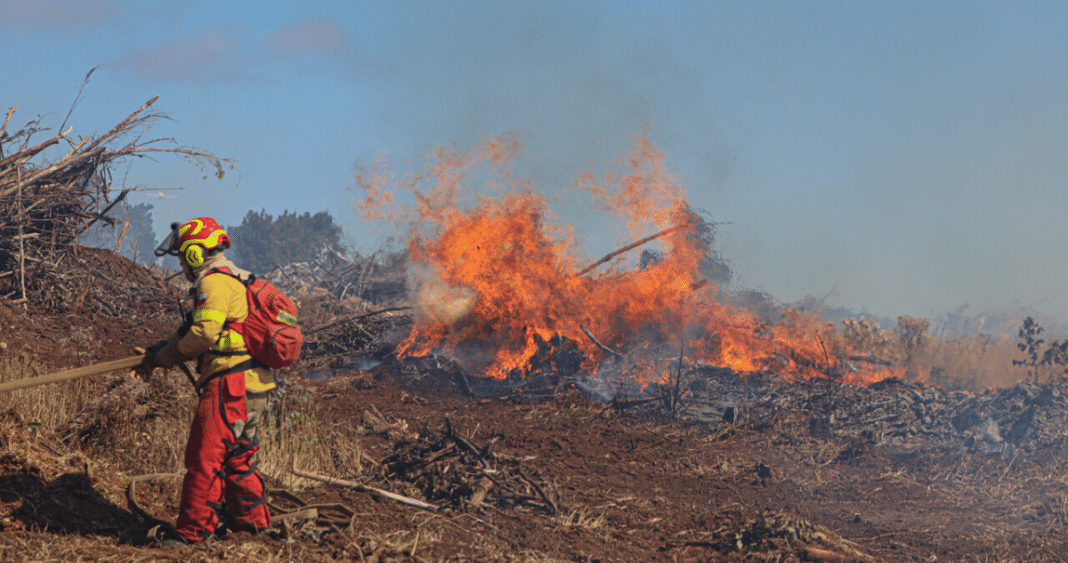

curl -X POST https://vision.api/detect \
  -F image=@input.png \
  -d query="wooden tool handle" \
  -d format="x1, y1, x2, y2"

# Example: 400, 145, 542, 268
0, 355, 145, 393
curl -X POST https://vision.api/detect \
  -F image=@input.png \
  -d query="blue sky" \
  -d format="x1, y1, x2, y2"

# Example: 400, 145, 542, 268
3, 0, 1068, 331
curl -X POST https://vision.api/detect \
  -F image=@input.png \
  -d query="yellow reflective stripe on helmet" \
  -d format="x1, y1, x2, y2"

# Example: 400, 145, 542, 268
179, 229, 227, 253
193, 308, 227, 324
276, 311, 297, 326
178, 218, 204, 238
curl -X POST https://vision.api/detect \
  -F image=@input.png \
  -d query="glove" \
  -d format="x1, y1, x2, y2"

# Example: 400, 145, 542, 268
152, 339, 190, 370
132, 340, 167, 380
134, 339, 189, 379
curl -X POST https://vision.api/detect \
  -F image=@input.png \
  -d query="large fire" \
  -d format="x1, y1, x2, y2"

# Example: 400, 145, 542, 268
355, 129, 907, 388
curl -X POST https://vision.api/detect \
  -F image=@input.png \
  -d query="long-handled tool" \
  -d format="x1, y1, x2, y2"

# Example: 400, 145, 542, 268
0, 355, 145, 393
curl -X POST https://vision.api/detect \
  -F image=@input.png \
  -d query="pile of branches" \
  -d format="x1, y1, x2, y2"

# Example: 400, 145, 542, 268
262, 248, 406, 306
46, 246, 181, 321
265, 249, 412, 366
379, 417, 559, 515
0, 90, 228, 305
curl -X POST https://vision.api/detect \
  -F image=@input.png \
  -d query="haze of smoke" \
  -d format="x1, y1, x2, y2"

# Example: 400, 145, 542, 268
406, 264, 477, 328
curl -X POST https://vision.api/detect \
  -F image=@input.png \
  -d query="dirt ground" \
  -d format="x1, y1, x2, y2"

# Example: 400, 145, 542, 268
2, 248, 1068, 562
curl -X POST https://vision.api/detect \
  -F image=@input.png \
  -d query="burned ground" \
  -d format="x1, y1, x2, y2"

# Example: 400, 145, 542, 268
1, 250, 1068, 562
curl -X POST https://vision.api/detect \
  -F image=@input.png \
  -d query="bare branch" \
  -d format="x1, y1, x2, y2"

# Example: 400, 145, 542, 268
576, 222, 692, 276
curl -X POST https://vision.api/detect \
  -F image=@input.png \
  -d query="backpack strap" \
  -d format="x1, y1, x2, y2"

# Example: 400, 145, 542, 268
206, 266, 254, 285
198, 358, 267, 388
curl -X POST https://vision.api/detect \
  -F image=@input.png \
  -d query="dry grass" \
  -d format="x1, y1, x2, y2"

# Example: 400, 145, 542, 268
552, 506, 607, 529
0, 356, 361, 493
0, 353, 95, 437
0, 352, 194, 474
914, 332, 1030, 390
256, 375, 365, 490
31, 368, 197, 476
829, 314, 1039, 391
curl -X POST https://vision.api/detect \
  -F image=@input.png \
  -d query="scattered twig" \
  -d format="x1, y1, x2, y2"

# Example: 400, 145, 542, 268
515, 466, 558, 515
0, 106, 15, 141
59, 66, 99, 134
113, 220, 130, 252
816, 332, 832, 369
16, 162, 26, 302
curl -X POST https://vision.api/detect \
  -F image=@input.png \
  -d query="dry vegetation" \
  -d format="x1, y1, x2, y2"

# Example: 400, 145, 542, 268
0, 354, 367, 487
823, 313, 1033, 389
2, 234, 1064, 562
0, 87, 230, 307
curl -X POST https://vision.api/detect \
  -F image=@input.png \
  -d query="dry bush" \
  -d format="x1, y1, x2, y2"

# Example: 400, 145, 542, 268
838, 315, 903, 361
829, 314, 1038, 391
836, 315, 930, 364
894, 314, 930, 363
0, 353, 95, 437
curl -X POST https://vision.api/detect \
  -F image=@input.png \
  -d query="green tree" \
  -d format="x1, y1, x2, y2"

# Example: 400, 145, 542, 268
227, 209, 343, 273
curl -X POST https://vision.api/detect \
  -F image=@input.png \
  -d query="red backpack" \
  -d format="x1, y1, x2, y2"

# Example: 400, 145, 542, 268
209, 268, 303, 369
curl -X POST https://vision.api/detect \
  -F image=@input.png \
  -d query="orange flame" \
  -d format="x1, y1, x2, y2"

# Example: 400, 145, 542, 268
358, 128, 908, 386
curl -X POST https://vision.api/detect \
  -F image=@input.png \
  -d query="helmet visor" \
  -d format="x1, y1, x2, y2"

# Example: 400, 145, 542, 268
154, 222, 182, 257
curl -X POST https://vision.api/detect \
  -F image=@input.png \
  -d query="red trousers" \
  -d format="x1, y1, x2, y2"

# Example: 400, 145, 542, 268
176, 372, 270, 542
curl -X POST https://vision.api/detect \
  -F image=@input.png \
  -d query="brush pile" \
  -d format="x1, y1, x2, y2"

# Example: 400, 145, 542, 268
261, 248, 406, 306
378, 416, 559, 514
0, 93, 227, 305
266, 250, 411, 368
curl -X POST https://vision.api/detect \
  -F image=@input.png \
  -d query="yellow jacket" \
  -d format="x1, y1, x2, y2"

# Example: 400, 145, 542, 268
176, 255, 276, 392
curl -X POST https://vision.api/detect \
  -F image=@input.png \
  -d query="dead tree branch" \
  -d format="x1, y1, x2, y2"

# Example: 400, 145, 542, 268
291, 463, 440, 512
579, 323, 623, 358
576, 222, 691, 276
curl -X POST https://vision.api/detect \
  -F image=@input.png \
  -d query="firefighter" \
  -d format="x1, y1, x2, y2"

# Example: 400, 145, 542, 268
138, 217, 275, 545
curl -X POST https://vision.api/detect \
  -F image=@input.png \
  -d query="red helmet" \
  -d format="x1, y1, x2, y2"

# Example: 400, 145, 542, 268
155, 217, 230, 267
